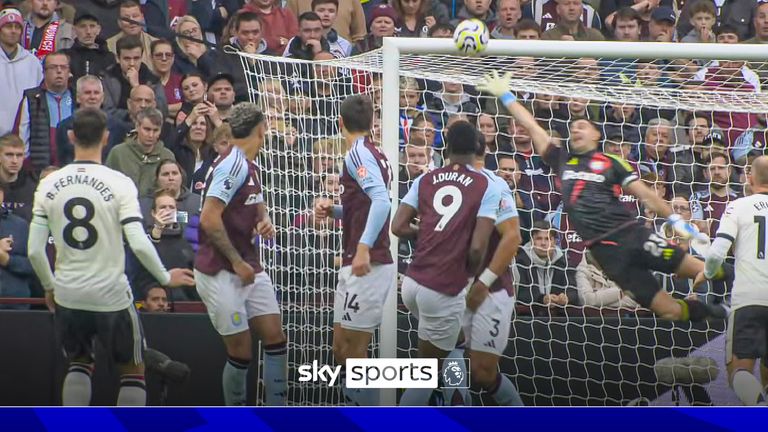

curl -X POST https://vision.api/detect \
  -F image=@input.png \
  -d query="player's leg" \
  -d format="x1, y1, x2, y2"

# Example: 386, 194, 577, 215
333, 264, 396, 406
103, 305, 148, 406
726, 307, 768, 405
246, 272, 288, 406
400, 277, 467, 406
444, 331, 470, 406
465, 291, 523, 406
196, 270, 253, 406
57, 306, 96, 406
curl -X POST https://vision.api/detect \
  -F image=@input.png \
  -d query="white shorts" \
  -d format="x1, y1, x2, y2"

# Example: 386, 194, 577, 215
195, 270, 281, 336
401, 276, 469, 352
463, 290, 515, 356
333, 263, 396, 332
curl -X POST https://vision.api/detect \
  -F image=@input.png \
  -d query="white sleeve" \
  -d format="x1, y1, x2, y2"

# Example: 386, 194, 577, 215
123, 221, 171, 286
117, 179, 144, 225
705, 236, 732, 279
28, 215, 54, 291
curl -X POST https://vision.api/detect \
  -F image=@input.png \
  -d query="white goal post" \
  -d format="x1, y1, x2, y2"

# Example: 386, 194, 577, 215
236, 38, 768, 406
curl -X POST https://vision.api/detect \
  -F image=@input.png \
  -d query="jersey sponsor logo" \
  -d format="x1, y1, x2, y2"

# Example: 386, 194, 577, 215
589, 160, 607, 173
619, 194, 637, 203
244, 193, 263, 206
566, 231, 583, 243
562, 170, 605, 183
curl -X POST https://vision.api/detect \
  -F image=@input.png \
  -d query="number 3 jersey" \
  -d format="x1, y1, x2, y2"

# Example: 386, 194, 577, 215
32, 162, 144, 311
402, 164, 501, 296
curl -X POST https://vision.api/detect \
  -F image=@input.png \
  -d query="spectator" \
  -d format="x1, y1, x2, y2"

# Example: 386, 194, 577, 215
58, 0, 120, 39
62, 11, 116, 82
745, 0, 768, 43
289, 0, 367, 43
0, 182, 34, 309
516, 221, 579, 310
612, 6, 642, 41
353, 4, 399, 54
111, 84, 176, 147
242, 0, 300, 54
477, 112, 513, 170
139, 159, 202, 250
21, 0, 75, 60
680, 0, 717, 43
677, 0, 755, 42
312, 0, 353, 57
576, 250, 639, 309
0, 134, 36, 222
426, 81, 479, 146
106, 107, 176, 196
509, 116, 560, 220
130, 190, 196, 301
400, 143, 431, 188
690, 151, 741, 237
542, 0, 604, 40
106, 0, 158, 71
141, 285, 169, 312
492, 0, 522, 39
191, 122, 234, 194
284, 12, 330, 59
173, 15, 225, 77
207, 73, 236, 121
638, 118, 694, 196
102, 35, 167, 121
601, 102, 641, 146
0, 8, 43, 136
451, 0, 496, 29
13, 51, 72, 172
171, 108, 215, 186
392, 0, 443, 37
602, 132, 640, 215
150, 39, 183, 119
536, 0, 601, 33
497, 154, 534, 240
733, 112, 768, 165
398, 76, 424, 148
646, 6, 677, 42
56, 75, 123, 165
514, 18, 543, 39
218, 11, 272, 103
601, 0, 669, 33
174, 72, 208, 126
428, 22, 454, 37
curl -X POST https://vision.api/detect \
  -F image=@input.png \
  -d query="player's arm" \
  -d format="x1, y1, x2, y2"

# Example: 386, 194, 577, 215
477, 71, 552, 156
28, 215, 54, 292
351, 148, 391, 275
468, 184, 502, 274
200, 197, 243, 264
392, 175, 423, 240
701, 203, 737, 283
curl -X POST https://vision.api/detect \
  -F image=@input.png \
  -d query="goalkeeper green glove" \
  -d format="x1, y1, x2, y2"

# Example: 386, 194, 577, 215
477, 71, 516, 105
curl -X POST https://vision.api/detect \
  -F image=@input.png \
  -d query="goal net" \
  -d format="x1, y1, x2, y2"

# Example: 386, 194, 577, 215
236, 39, 766, 406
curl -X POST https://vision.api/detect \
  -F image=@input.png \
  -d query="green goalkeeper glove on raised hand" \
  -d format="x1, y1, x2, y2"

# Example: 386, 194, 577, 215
477, 71, 516, 105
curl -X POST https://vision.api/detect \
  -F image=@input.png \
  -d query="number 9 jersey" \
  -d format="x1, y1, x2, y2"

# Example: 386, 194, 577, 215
402, 163, 500, 296
32, 162, 144, 311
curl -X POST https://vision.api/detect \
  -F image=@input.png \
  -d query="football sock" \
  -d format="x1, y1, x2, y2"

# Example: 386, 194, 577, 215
487, 373, 524, 406
443, 345, 470, 406
732, 369, 767, 406
223, 356, 249, 406
263, 342, 288, 406
62, 361, 93, 406
117, 374, 146, 406
341, 368, 380, 406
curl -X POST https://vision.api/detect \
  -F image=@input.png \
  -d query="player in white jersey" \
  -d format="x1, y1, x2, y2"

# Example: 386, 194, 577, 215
27, 108, 194, 406
698, 156, 768, 406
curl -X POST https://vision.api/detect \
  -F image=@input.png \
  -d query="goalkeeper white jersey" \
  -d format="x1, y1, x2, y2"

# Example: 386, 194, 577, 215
32, 162, 143, 312
715, 193, 768, 310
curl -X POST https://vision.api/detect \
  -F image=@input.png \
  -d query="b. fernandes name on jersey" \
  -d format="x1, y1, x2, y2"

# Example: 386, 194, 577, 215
44, 173, 115, 202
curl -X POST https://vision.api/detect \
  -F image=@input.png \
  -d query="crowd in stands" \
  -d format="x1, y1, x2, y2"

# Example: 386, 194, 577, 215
0, 0, 765, 318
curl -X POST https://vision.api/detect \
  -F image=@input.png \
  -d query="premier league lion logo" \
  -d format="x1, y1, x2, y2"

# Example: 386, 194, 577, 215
442, 360, 465, 387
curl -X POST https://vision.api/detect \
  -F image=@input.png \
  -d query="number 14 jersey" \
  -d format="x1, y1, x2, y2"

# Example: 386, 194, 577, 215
32, 162, 143, 311
402, 164, 500, 296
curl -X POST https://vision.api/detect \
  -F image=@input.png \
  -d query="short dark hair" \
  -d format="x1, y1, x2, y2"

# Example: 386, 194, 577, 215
340, 95, 374, 133
72, 108, 108, 149
474, 129, 486, 157
690, 0, 716, 17
312, 0, 339, 9
428, 23, 454, 36
531, 220, 554, 237
120, 0, 141, 10
150, 38, 173, 54
715, 23, 739, 39
446, 120, 479, 156
708, 151, 731, 165
299, 11, 322, 24
614, 7, 641, 25
228, 103, 265, 139
233, 11, 262, 32
116, 35, 143, 56
514, 19, 541, 36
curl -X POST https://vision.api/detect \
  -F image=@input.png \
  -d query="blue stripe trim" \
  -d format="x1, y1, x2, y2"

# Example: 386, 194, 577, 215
230, 152, 244, 179
350, 147, 363, 168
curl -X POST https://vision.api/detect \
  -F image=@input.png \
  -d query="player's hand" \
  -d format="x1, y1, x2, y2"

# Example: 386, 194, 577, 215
692, 271, 708, 289
467, 280, 489, 312
45, 291, 55, 313
667, 214, 708, 242
314, 198, 333, 219
167, 268, 195, 287
256, 219, 275, 240
233, 260, 256, 285
351, 245, 371, 277
477, 71, 513, 99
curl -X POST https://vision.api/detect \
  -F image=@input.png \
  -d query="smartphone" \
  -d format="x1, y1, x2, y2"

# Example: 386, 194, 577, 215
175, 211, 189, 224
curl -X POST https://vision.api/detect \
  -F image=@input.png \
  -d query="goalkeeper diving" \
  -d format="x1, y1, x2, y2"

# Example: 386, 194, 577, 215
477, 71, 723, 321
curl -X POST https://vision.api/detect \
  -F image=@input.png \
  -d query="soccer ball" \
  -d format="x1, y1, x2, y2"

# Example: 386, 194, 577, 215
453, 19, 489, 55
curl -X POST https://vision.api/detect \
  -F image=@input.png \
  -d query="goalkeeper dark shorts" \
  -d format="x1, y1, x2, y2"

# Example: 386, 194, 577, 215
588, 225, 686, 308
55, 304, 146, 365
726, 305, 768, 363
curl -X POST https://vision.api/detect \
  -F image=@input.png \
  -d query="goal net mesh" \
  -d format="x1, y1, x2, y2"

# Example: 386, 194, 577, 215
238, 48, 752, 406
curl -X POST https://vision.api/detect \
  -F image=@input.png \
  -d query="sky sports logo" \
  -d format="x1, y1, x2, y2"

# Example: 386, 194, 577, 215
297, 358, 470, 389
